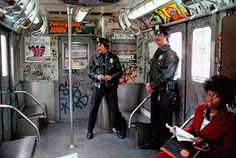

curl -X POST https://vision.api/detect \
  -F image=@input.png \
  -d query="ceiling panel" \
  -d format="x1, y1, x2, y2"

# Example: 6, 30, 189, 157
39, 0, 145, 21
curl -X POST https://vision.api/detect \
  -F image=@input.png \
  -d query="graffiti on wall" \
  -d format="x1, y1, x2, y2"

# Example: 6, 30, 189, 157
23, 63, 56, 81
120, 63, 138, 83
110, 33, 142, 83
59, 81, 89, 114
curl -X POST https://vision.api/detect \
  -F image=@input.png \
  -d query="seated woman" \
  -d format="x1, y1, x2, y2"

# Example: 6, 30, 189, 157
150, 75, 236, 158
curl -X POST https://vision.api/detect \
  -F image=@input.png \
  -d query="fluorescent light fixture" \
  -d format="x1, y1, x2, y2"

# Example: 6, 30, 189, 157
75, 10, 88, 22
128, 0, 171, 20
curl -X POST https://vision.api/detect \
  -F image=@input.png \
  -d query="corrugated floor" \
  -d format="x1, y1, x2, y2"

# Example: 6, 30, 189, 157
33, 120, 158, 158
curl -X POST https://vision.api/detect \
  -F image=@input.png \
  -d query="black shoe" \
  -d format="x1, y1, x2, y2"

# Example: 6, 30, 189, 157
116, 130, 125, 139
139, 142, 159, 150
86, 131, 93, 139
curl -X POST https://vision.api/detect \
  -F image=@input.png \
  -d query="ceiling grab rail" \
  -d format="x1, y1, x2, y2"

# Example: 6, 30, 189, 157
195, 0, 218, 14
25, 0, 39, 24
15, 0, 38, 27
124, 10, 141, 36
12, 0, 32, 20
123, 12, 136, 36
5, 0, 35, 30
118, 12, 128, 31
31, 16, 47, 38
3, 0, 31, 21
0, 104, 41, 143
18, 1, 39, 29
1, 0, 24, 17
12, 6, 33, 30
0, 0, 30, 25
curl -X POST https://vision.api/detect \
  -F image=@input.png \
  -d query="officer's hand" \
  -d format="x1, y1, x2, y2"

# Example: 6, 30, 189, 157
145, 83, 155, 93
97, 75, 105, 80
104, 75, 112, 81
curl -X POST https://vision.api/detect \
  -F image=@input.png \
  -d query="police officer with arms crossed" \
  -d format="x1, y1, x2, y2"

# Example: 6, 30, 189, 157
86, 38, 126, 139
140, 25, 179, 149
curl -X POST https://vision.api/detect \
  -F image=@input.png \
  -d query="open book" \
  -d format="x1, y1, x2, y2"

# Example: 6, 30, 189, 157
166, 123, 194, 142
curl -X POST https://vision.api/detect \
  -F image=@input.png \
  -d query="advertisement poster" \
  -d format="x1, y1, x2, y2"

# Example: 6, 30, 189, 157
154, 1, 191, 23
48, 21, 94, 34
24, 36, 51, 62
63, 42, 88, 69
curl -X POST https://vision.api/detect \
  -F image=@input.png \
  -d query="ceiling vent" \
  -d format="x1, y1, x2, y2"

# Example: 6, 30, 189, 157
61, 0, 120, 6
90, 12, 102, 16
102, 13, 113, 16
99, 0, 120, 2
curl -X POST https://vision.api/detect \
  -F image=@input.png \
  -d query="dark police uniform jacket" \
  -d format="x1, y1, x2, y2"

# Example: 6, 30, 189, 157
87, 51, 123, 88
149, 43, 179, 91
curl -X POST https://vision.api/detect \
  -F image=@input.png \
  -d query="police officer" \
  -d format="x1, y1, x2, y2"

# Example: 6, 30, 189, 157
86, 38, 126, 139
140, 25, 179, 149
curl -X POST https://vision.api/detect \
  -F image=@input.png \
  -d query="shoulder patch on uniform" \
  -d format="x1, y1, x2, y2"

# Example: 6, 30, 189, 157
167, 53, 176, 60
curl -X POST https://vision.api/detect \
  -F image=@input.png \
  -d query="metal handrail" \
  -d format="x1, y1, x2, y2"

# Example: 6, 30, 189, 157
128, 95, 151, 128
31, 16, 48, 37
124, 10, 140, 35
14, 90, 47, 118
180, 114, 194, 128
0, 104, 40, 143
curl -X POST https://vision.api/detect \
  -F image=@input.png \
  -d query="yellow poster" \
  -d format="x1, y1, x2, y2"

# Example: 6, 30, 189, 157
154, 1, 191, 23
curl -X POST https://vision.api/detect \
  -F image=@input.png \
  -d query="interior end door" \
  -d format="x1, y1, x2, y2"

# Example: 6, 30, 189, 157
220, 15, 236, 114
185, 16, 217, 119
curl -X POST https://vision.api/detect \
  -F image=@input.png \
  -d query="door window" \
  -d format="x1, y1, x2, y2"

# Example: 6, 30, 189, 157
1, 34, 8, 77
169, 32, 182, 79
191, 27, 211, 82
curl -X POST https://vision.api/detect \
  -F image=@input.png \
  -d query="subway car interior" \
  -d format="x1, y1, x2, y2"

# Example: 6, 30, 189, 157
0, 0, 236, 158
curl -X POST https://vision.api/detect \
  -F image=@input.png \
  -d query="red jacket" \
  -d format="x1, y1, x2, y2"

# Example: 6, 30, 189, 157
184, 103, 236, 158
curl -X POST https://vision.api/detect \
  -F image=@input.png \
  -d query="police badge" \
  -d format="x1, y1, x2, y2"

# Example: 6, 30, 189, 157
110, 58, 114, 63
159, 55, 163, 59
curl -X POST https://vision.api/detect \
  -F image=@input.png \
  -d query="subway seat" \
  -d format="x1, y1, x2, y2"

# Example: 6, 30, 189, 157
0, 104, 40, 158
14, 81, 47, 136
118, 84, 151, 147
0, 136, 37, 158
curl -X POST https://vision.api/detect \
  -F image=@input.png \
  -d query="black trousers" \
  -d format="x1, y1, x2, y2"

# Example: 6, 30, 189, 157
87, 87, 124, 132
149, 91, 173, 147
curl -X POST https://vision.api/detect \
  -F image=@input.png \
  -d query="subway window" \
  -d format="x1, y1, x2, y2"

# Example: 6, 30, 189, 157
169, 32, 182, 79
191, 27, 211, 83
1, 34, 8, 77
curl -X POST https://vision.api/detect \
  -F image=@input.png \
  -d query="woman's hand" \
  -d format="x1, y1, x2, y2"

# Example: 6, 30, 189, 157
193, 137, 210, 151
193, 137, 206, 147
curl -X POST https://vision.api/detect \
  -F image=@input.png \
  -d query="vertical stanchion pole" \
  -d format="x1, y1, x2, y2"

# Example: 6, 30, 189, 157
67, 5, 75, 148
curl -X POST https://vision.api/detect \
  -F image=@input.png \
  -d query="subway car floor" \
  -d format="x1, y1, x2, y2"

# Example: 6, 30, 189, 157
33, 120, 158, 158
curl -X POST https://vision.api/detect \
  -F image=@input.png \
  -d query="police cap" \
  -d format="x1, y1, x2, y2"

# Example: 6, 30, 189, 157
153, 25, 170, 36
96, 38, 110, 48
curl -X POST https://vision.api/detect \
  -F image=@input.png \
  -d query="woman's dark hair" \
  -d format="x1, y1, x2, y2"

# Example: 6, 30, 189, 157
203, 75, 235, 104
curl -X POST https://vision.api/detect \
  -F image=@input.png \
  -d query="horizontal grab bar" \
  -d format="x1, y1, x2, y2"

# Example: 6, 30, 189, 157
0, 104, 41, 143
